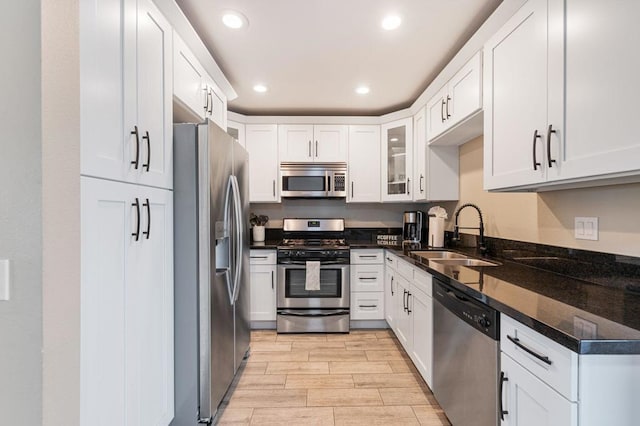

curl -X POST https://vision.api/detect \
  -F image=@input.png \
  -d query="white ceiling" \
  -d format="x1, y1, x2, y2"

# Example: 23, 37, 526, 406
176, 0, 502, 116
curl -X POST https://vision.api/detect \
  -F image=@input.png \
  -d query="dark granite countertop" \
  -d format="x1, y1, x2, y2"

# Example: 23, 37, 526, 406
385, 247, 640, 355
249, 240, 280, 250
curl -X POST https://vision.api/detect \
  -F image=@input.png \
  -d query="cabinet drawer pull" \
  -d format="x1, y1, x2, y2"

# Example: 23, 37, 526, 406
142, 198, 150, 239
386, 257, 393, 262
547, 124, 557, 168
441, 99, 446, 122
358, 255, 378, 259
131, 198, 141, 241
203, 87, 209, 113
131, 126, 140, 169
142, 131, 150, 172
407, 178, 410, 195
358, 277, 377, 281
532, 130, 542, 171
250, 256, 268, 259
359, 304, 378, 309
271, 270, 274, 290
315, 140, 318, 157
390, 276, 394, 295
208, 90, 213, 114
407, 292, 412, 314
272, 180, 276, 197
445, 95, 451, 119
308, 140, 312, 157
499, 371, 509, 420
351, 181, 354, 198
419, 174, 424, 193
507, 335, 552, 365
403, 289, 408, 312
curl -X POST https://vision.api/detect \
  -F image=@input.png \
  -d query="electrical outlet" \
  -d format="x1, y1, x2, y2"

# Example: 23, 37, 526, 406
574, 217, 598, 241
0, 259, 9, 301
574, 316, 597, 339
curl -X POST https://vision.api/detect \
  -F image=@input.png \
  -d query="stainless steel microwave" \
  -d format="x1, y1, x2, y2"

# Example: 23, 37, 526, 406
280, 162, 347, 198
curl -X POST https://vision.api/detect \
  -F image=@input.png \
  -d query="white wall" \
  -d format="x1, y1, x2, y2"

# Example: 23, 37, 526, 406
0, 1, 43, 424
42, 0, 81, 424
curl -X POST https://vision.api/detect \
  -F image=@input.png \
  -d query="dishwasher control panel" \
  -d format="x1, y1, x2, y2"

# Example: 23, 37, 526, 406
433, 279, 499, 340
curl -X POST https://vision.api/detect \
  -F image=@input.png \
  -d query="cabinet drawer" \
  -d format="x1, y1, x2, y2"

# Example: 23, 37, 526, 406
412, 268, 432, 297
351, 249, 384, 264
249, 250, 276, 265
397, 258, 414, 281
384, 251, 397, 270
501, 314, 578, 401
350, 292, 385, 320
351, 264, 384, 292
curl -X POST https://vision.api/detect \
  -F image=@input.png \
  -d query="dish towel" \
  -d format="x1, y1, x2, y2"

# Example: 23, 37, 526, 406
305, 261, 321, 291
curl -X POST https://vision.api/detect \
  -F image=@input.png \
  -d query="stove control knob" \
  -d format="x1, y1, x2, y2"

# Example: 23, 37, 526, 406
477, 317, 491, 328
296, 251, 305, 257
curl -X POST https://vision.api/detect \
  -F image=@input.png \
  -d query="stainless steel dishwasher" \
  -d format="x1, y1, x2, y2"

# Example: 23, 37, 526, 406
433, 278, 500, 426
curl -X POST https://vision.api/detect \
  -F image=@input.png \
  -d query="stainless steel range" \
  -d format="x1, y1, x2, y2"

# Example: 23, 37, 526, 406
276, 218, 350, 333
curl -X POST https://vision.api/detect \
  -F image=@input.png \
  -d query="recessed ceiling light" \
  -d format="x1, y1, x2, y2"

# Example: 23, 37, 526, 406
253, 84, 268, 93
381, 15, 401, 31
390, 137, 399, 142
222, 10, 248, 29
355, 86, 370, 95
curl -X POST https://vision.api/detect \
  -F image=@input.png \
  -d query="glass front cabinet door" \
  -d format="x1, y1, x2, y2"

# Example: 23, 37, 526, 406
381, 117, 413, 201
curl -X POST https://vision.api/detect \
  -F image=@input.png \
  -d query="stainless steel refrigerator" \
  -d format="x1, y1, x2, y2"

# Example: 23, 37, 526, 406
173, 120, 250, 425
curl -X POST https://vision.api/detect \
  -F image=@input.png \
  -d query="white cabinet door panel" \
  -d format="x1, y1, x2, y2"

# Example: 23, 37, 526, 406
501, 353, 577, 426
555, 0, 640, 181
484, 0, 548, 190
173, 34, 205, 120
384, 268, 396, 330
250, 264, 277, 321
279, 125, 314, 162
449, 52, 482, 125
410, 286, 432, 388
348, 125, 380, 202
314, 125, 347, 162
136, 0, 173, 190
246, 125, 279, 202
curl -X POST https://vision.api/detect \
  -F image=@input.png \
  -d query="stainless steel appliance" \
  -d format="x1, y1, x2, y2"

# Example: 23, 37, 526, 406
403, 211, 424, 247
280, 162, 347, 198
276, 218, 350, 333
433, 278, 499, 426
172, 121, 250, 425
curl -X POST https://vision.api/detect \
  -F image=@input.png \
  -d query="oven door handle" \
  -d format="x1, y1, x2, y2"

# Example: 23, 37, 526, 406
278, 309, 349, 317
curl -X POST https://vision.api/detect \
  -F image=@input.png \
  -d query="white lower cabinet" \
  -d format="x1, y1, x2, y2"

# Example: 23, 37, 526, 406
384, 266, 396, 330
501, 314, 640, 426
394, 273, 412, 350
409, 271, 433, 388
245, 125, 279, 202
80, 176, 173, 426
501, 353, 577, 426
249, 250, 277, 322
350, 249, 385, 320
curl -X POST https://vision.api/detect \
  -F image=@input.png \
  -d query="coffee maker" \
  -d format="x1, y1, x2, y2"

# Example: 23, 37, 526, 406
403, 211, 424, 248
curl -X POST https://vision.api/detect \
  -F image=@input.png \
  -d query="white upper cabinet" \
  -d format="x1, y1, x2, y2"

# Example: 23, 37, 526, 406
483, 0, 554, 190
246, 124, 280, 203
81, 0, 173, 190
173, 33, 227, 129
279, 124, 348, 163
348, 125, 381, 203
414, 107, 459, 202
227, 120, 246, 149
427, 52, 483, 145
173, 32, 206, 120
553, 0, 640, 182
485, 0, 640, 191
382, 118, 414, 202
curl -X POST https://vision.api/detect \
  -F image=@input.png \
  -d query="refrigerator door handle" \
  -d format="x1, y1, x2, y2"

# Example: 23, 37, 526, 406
230, 175, 243, 303
223, 176, 235, 306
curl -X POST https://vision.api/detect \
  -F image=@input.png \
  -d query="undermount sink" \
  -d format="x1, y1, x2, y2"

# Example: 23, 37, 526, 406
430, 258, 499, 267
411, 251, 469, 260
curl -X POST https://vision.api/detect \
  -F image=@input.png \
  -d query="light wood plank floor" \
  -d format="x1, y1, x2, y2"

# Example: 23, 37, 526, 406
215, 329, 451, 425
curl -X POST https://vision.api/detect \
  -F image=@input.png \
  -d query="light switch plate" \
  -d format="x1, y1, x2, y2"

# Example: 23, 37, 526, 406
0, 259, 9, 301
575, 217, 598, 241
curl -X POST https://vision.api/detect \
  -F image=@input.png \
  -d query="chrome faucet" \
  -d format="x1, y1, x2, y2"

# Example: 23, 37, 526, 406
453, 203, 486, 255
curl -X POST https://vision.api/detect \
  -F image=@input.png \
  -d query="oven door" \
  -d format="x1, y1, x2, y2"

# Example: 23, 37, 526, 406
277, 263, 349, 309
